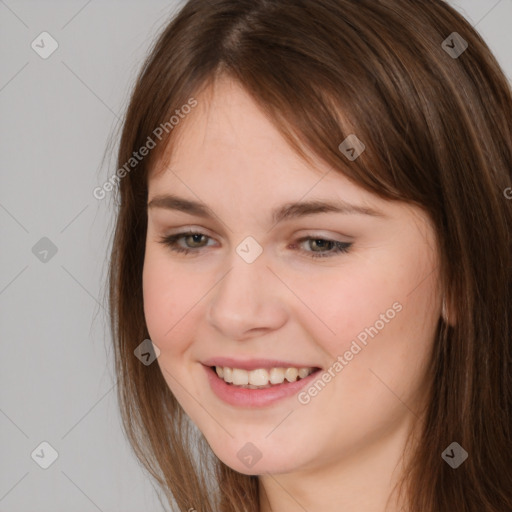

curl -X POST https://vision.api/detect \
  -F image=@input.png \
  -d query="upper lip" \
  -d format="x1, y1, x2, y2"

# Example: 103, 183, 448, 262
202, 357, 322, 371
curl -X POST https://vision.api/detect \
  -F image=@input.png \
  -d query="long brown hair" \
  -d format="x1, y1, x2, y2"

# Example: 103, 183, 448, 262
107, 1, 512, 510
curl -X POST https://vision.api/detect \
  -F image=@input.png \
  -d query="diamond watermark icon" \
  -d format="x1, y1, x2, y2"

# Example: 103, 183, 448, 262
338, 134, 366, 161
134, 339, 161, 365
31, 441, 59, 469
32, 237, 58, 263
237, 442, 263, 469
442, 32, 468, 59
236, 236, 263, 264
31, 32, 59, 59
442, 441, 468, 468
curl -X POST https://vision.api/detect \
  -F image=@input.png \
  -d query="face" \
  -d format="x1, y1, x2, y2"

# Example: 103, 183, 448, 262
142, 76, 442, 476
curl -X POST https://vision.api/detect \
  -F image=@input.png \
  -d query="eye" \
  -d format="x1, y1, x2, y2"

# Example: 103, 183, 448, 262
158, 230, 212, 255
293, 236, 352, 259
158, 231, 353, 259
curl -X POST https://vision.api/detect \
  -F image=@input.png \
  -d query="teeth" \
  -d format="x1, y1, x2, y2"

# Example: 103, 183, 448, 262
214, 366, 315, 387
298, 368, 311, 379
285, 367, 298, 382
249, 369, 270, 386
223, 367, 233, 383
269, 367, 285, 384
232, 368, 249, 385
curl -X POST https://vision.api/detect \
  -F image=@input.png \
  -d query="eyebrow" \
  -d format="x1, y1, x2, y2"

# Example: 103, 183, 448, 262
147, 194, 385, 224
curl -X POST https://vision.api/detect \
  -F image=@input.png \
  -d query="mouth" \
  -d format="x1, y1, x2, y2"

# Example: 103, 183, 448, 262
201, 358, 324, 407
209, 365, 322, 389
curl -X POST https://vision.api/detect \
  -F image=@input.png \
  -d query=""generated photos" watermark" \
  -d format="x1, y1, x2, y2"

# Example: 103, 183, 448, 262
298, 301, 403, 405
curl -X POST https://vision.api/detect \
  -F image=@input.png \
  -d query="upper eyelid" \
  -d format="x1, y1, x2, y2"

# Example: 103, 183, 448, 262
163, 230, 350, 243
163, 230, 352, 248
159, 225, 353, 240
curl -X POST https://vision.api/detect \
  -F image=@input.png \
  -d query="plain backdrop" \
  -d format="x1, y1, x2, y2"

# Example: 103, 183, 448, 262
1, 1, 511, 511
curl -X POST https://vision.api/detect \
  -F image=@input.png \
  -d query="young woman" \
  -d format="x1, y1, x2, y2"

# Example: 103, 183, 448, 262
107, 1, 512, 510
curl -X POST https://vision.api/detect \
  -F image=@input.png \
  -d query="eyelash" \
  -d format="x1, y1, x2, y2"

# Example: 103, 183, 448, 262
158, 230, 352, 259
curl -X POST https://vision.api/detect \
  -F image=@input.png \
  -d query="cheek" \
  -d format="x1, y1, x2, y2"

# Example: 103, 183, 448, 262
316, 251, 438, 384
142, 253, 200, 405
310, 269, 398, 354
142, 250, 197, 348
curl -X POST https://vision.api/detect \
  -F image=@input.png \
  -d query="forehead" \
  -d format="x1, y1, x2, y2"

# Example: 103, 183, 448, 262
149, 77, 361, 199
148, 79, 438, 246
146, 77, 429, 230
150, 77, 307, 178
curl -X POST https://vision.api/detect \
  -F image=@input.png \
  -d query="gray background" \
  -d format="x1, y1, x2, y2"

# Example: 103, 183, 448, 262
1, 1, 511, 511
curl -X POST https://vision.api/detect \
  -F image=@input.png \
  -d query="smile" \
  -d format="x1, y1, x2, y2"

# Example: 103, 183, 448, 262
203, 363, 323, 408
213, 366, 316, 388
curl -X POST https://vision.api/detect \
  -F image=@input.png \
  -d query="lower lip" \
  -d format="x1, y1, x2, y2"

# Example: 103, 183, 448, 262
204, 365, 322, 408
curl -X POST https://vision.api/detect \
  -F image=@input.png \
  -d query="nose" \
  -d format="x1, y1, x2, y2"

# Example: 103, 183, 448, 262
206, 251, 288, 340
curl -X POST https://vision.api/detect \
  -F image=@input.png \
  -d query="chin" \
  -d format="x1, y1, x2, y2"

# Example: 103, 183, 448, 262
209, 442, 303, 476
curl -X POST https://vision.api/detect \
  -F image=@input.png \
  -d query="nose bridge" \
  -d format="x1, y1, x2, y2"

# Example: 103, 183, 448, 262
206, 242, 286, 338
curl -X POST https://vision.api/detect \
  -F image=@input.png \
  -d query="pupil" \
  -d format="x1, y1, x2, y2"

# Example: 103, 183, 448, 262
314, 240, 331, 249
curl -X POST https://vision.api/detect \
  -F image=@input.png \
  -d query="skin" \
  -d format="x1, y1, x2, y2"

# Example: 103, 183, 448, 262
143, 75, 442, 512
